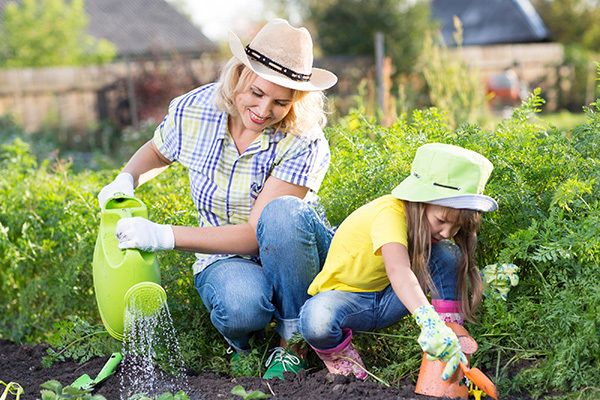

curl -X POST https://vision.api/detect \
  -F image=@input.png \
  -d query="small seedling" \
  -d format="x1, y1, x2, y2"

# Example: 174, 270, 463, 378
231, 384, 270, 399
40, 380, 106, 400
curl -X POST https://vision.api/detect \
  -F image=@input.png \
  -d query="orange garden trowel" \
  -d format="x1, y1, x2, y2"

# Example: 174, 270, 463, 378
459, 359, 498, 400
457, 334, 499, 400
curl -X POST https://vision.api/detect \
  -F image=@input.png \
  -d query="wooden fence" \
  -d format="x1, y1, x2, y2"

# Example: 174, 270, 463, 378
0, 56, 221, 138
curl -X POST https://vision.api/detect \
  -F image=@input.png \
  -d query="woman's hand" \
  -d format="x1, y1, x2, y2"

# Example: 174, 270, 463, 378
98, 141, 172, 208
97, 173, 134, 208
116, 217, 174, 252
413, 304, 467, 380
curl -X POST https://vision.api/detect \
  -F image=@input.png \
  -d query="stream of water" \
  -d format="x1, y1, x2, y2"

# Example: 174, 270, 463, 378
119, 296, 189, 399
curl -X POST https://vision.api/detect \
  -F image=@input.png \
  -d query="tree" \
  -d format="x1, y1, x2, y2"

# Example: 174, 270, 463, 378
0, 0, 116, 68
533, 0, 600, 52
303, 0, 433, 77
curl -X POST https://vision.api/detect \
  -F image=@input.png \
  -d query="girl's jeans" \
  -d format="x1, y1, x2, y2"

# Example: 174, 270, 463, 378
299, 241, 461, 350
194, 196, 334, 352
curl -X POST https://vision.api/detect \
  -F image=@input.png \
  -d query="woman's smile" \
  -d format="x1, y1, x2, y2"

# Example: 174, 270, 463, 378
249, 109, 269, 125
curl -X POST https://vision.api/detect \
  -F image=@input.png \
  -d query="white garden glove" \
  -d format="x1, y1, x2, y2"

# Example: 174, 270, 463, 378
98, 172, 135, 208
414, 304, 468, 381
116, 217, 174, 252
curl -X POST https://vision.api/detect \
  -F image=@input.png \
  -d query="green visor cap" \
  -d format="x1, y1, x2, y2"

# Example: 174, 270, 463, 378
391, 143, 498, 212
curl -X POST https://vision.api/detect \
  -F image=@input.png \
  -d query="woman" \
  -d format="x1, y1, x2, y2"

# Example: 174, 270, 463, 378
97, 18, 337, 380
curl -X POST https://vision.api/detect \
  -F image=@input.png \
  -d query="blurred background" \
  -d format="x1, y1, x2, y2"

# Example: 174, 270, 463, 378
0, 0, 598, 167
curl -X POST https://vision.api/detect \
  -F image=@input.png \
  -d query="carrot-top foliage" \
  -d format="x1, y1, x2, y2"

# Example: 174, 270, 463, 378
1, 90, 599, 398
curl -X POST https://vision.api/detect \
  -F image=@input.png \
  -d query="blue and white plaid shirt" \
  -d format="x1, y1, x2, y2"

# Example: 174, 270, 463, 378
153, 83, 330, 274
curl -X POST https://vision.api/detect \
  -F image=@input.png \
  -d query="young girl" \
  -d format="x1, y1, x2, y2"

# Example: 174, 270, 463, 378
298, 143, 498, 381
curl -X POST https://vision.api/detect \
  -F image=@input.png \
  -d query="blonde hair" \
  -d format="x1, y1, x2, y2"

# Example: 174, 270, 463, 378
214, 58, 327, 136
403, 201, 483, 322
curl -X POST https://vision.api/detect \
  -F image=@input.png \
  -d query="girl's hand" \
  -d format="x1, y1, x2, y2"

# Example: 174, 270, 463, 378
413, 304, 467, 380
116, 217, 174, 252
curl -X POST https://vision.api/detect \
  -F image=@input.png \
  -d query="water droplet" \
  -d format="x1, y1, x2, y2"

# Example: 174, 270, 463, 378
119, 294, 190, 399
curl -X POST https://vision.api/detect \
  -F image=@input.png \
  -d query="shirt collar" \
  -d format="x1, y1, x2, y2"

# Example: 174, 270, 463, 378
216, 111, 229, 140
222, 124, 289, 155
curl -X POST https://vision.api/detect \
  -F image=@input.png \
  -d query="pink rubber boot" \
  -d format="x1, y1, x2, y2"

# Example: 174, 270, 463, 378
311, 329, 368, 380
432, 299, 464, 325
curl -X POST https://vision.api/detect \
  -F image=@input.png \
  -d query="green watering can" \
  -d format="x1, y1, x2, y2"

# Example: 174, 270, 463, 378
93, 195, 166, 341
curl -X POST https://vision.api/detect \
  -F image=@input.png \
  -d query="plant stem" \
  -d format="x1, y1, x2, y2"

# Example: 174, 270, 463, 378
53, 330, 108, 358
338, 356, 390, 387
354, 330, 414, 340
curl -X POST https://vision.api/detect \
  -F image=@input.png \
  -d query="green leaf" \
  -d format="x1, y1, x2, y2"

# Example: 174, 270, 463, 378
40, 380, 63, 394
231, 384, 270, 399
40, 390, 59, 400
173, 391, 191, 400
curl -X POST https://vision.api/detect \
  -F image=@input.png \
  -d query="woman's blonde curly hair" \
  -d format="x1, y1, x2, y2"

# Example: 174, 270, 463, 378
214, 58, 328, 137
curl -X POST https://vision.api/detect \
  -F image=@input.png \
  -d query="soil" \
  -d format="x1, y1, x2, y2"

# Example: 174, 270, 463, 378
1, 339, 450, 400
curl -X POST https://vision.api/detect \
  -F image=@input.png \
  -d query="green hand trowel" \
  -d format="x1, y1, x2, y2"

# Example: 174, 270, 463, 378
71, 352, 123, 391
92, 195, 167, 341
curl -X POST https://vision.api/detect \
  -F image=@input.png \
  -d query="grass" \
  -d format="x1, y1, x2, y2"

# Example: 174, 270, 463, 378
536, 111, 588, 132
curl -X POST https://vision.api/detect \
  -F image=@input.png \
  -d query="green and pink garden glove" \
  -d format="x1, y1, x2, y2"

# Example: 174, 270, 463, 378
413, 304, 467, 380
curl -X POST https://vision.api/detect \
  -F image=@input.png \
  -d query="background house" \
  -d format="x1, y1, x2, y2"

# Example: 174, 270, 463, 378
84, 0, 216, 59
431, 0, 564, 109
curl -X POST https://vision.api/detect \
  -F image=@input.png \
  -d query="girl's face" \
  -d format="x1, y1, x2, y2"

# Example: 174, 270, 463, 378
425, 204, 461, 243
234, 75, 294, 133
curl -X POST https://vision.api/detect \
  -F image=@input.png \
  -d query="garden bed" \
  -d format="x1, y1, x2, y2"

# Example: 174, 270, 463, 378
1, 339, 444, 399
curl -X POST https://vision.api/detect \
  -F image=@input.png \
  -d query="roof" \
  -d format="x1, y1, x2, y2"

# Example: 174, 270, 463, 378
431, 0, 550, 46
0, 0, 217, 58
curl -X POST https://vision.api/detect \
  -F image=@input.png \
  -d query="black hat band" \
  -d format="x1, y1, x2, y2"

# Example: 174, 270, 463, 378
245, 45, 312, 82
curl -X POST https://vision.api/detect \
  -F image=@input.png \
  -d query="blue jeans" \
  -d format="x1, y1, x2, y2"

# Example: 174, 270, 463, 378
194, 196, 334, 352
298, 241, 461, 350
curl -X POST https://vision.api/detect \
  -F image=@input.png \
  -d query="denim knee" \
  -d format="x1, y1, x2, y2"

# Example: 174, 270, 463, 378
257, 196, 311, 242
299, 297, 339, 347
198, 279, 273, 342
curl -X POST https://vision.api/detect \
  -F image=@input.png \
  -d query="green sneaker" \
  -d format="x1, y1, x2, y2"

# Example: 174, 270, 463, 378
262, 347, 306, 380
228, 347, 258, 377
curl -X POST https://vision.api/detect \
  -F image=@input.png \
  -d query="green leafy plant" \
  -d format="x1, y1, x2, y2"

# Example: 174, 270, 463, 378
231, 385, 270, 400
127, 390, 190, 400
40, 380, 106, 400
42, 316, 119, 367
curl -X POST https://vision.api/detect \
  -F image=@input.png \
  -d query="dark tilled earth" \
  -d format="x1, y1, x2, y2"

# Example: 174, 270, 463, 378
0, 339, 455, 400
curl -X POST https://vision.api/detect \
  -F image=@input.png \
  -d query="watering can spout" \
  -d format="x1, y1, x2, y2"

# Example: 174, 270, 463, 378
92, 195, 166, 341
125, 282, 167, 316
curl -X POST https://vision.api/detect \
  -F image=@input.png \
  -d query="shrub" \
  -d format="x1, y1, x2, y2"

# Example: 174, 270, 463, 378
1, 91, 599, 397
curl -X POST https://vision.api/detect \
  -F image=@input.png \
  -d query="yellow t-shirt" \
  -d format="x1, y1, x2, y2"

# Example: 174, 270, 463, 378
308, 195, 408, 295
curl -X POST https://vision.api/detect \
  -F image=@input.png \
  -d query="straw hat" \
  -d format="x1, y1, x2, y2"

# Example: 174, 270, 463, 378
391, 143, 498, 212
228, 18, 337, 91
